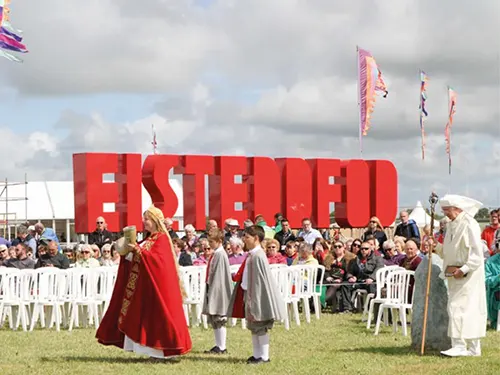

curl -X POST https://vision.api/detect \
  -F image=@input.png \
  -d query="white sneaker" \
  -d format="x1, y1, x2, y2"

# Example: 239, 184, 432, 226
468, 349, 481, 357
440, 347, 471, 357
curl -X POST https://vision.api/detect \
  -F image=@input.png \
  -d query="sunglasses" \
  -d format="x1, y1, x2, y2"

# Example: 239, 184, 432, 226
352, 243, 360, 247
204, 247, 211, 250
82, 251, 91, 254
334, 245, 343, 248
361, 247, 371, 250
96, 221, 104, 224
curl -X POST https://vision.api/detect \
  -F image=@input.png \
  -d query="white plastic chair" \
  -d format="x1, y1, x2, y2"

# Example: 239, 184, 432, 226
29, 268, 68, 331
374, 270, 415, 336
0, 269, 31, 331
280, 267, 302, 329
366, 266, 404, 328
67, 268, 101, 331
181, 266, 207, 328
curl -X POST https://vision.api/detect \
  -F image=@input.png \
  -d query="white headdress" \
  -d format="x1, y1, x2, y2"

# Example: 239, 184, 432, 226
439, 194, 483, 217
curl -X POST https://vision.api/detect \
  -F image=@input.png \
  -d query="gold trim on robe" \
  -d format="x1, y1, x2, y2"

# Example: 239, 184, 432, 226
118, 232, 159, 324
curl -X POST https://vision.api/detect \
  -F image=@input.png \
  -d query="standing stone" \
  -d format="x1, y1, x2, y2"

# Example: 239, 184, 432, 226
411, 255, 451, 352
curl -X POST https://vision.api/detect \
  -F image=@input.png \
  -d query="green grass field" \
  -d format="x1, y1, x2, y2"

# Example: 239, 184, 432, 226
1, 313, 499, 375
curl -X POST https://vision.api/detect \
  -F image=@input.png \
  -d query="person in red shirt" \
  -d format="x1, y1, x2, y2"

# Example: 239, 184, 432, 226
265, 239, 287, 265
481, 209, 499, 254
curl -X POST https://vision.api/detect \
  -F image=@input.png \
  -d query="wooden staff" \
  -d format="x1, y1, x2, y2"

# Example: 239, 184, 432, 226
420, 192, 439, 355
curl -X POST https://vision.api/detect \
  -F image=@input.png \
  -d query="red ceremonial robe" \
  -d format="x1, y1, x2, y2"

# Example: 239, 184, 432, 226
228, 257, 247, 319
96, 232, 192, 357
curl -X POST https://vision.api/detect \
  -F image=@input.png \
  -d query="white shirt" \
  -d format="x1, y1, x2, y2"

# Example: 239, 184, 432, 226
241, 246, 262, 291
297, 228, 322, 245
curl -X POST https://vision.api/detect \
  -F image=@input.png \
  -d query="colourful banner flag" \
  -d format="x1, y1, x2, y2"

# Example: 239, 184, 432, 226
445, 86, 457, 174
0, 33, 27, 52
0, 0, 28, 62
357, 46, 388, 153
1, 20, 23, 42
419, 71, 429, 160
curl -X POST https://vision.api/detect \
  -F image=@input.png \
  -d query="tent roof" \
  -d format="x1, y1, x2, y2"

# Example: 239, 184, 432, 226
409, 200, 439, 228
0, 181, 183, 221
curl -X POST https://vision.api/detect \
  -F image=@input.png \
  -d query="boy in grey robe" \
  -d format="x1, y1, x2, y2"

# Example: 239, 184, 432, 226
203, 228, 233, 354
228, 225, 286, 364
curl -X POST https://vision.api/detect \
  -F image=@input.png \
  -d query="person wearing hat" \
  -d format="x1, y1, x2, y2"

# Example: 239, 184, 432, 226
223, 219, 242, 243
438, 194, 487, 357
96, 205, 192, 359
203, 228, 234, 355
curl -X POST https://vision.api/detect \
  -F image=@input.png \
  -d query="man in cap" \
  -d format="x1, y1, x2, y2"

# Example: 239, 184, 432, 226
439, 194, 487, 357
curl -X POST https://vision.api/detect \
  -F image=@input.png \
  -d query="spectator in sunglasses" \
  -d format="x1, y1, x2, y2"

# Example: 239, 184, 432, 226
75, 244, 100, 268
88, 216, 114, 250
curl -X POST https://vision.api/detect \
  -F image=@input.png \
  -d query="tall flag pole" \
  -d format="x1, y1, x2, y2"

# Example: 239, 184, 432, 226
445, 86, 457, 175
419, 71, 429, 160
151, 124, 158, 155
357, 46, 388, 156
0, 0, 28, 62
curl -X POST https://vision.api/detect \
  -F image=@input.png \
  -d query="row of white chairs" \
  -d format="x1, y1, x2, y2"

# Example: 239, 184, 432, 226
180, 264, 325, 331
1, 263, 326, 332
0, 267, 118, 331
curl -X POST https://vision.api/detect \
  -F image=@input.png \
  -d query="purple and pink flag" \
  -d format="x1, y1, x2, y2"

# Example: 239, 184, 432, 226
357, 46, 388, 152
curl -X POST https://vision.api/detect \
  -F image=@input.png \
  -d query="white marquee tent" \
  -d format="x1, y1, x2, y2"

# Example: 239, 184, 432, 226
409, 200, 439, 228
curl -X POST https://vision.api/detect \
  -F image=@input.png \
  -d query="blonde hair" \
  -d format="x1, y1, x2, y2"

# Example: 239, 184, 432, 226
369, 216, 384, 231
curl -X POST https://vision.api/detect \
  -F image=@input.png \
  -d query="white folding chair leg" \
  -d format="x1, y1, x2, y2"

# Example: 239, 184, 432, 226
202, 314, 208, 329
284, 304, 290, 330
391, 308, 398, 333
313, 296, 320, 320
292, 301, 300, 326
366, 300, 375, 329
302, 298, 311, 323
400, 307, 408, 336
241, 318, 247, 329
362, 294, 373, 321
497, 310, 500, 332
374, 305, 385, 335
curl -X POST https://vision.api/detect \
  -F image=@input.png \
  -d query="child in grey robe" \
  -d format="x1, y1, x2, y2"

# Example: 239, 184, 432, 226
228, 225, 286, 364
203, 228, 233, 354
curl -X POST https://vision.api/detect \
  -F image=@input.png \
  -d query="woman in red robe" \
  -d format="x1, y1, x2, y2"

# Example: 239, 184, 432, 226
96, 205, 192, 359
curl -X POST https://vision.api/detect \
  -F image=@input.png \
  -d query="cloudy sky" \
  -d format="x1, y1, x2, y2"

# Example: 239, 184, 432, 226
1, 0, 499, 210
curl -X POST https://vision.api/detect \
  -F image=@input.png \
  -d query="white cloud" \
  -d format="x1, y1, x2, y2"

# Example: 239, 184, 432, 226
0, 0, 499, 213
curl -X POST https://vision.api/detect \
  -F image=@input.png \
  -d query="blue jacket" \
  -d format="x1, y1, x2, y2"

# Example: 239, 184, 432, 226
40, 228, 62, 252
394, 219, 421, 241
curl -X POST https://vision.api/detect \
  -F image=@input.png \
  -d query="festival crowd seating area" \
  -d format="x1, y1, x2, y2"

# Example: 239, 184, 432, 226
1, 210, 499, 334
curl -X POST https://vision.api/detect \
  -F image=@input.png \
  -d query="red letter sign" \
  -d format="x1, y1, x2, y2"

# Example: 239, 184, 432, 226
73, 153, 399, 232
73, 153, 142, 233
367, 160, 398, 227
308, 158, 342, 228
335, 160, 371, 228
174, 155, 214, 229
275, 158, 312, 228
142, 155, 180, 229
244, 157, 281, 223
209, 156, 248, 227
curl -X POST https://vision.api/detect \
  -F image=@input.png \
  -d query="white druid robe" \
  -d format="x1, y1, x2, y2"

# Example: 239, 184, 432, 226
441, 211, 487, 339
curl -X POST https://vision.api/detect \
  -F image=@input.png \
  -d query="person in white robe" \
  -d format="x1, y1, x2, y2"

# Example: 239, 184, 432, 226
439, 194, 487, 357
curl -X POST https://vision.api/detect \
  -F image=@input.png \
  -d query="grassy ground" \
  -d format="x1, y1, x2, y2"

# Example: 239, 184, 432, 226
1, 313, 499, 375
